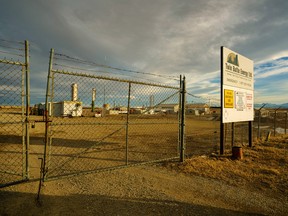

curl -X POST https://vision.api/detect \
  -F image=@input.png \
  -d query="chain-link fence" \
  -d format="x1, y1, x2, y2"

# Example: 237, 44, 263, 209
255, 109, 288, 139
221, 121, 254, 150
1, 41, 286, 185
185, 98, 288, 156
0, 40, 30, 187
184, 92, 221, 157
43, 49, 182, 180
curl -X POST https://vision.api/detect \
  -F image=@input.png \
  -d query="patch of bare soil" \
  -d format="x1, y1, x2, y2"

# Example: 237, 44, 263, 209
1, 136, 288, 215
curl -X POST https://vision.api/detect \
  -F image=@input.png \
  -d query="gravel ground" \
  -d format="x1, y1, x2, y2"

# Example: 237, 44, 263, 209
1, 164, 287, 216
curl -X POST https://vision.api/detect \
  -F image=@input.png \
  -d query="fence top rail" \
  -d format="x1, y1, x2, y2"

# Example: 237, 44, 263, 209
51, 69, 180, 90
0, 58, 25, 66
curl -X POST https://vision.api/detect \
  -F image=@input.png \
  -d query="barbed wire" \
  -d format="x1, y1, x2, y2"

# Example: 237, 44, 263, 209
54, 52, 179, 81
0, 39, 25, 60
54, 62, 143, 80
0, 50, 24, 57
53, 63, 173, 85
0, 44, 24, 51
187, 91, 220, 104
0, 38, 24, 44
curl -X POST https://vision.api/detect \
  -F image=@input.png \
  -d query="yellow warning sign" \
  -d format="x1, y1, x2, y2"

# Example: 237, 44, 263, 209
224, 89, 234, 108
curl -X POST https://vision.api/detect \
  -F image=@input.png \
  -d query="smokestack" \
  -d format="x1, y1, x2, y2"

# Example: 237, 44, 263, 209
150, 95, 154, 108
92, 88, 96, 102
91, 88, 96, 112
71, 83, 78, 101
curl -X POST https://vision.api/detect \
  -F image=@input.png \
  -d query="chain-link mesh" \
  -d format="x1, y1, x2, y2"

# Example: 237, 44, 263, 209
44, 52, 180, 179
184, 91, 259, 156
127, 83, 180, 163
185, 90, 288, 155
255, 109, 288, 139
0, 40, 28, 186
184, 92, 220, 156
222, 122, 252, 149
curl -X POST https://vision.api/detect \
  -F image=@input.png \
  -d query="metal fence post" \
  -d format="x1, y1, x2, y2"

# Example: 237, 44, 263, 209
273, 106, 281, 136
257, 104, 266, 139
43, 48, 54, 181
178, 75, 182, 154
257, 110, 261, 139
125, 82, 131, 165
24, 40, 30, 179
21, 63, 26, 181
220, 47, 224, 155
0, 39, 32, 186
180, 76, 186, 162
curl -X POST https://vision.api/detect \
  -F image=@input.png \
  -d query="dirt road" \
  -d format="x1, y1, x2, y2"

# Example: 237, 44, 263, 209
1, 163, 287, 216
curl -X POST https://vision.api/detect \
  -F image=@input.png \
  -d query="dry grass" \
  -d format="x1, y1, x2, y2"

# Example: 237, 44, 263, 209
165, 135, 288, 194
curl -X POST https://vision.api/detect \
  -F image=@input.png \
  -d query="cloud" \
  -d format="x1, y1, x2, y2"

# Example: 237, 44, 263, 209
255, 57, 288, 78
0, 0, 288, 104
254, 57, 288, 103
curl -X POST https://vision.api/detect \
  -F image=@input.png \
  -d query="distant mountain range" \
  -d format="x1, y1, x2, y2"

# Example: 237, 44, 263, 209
254, 103, 288, 109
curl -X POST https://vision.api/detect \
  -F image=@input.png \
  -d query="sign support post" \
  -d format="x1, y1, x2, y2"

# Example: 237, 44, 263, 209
220, 47, 224, 154
249, 121, 253, 147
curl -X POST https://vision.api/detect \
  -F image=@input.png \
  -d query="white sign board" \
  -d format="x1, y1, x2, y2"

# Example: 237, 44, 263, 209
221, 47, 254, 123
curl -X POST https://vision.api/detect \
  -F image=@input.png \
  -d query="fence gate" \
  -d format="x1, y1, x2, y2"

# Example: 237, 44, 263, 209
43, 49, 183, 180
0, 40, 30, 187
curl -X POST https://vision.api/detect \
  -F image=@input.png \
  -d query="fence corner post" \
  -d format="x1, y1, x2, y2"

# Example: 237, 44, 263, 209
180, 76, 186, 162
24, 40, 30, 179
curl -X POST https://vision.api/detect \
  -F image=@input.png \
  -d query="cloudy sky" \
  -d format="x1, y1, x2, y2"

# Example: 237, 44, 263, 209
0, 0, 287, 105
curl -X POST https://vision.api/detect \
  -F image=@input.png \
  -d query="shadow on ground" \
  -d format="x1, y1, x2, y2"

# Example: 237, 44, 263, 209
0, 190, 263, 216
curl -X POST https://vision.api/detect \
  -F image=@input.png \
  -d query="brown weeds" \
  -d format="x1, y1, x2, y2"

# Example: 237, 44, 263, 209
166, 135, 288, 194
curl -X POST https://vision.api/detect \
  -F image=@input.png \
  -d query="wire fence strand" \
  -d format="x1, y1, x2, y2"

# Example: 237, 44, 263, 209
54, 52, 179, 81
